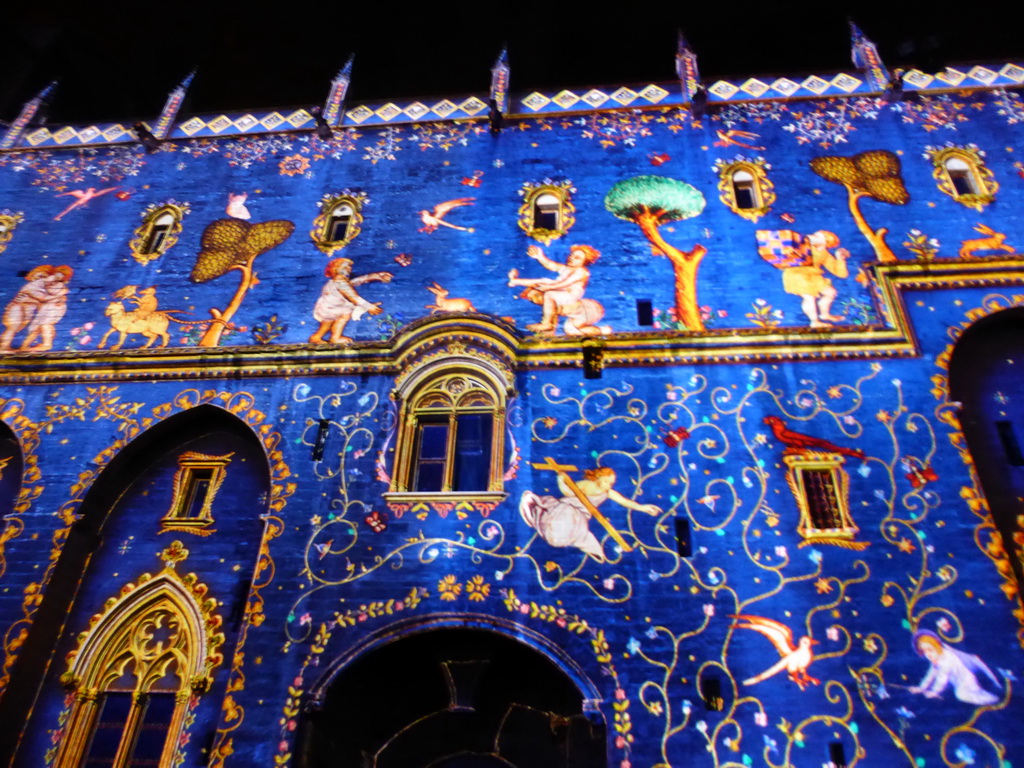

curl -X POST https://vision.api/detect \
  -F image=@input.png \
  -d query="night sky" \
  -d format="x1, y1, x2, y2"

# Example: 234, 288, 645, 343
1, 2, 1022, 125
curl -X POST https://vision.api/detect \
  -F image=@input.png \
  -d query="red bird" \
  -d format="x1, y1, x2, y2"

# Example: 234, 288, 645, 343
762, 415, 865, 459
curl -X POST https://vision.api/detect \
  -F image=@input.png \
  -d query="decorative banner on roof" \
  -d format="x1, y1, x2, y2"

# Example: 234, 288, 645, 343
324, 56, 354, 126
1, 81, 56, 150
153, 71, 195, 140
490, 48, 510, 114
850, 21, 889, 92
675, 31, 700, 102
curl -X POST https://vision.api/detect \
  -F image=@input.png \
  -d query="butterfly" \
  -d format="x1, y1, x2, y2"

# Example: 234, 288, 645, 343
394, 253, 412, 267
648, 152, 671, 166
364, 511, 388, 533
461, 170, 484, 187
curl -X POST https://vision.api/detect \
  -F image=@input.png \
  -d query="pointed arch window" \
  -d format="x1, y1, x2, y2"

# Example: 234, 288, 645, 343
518, 181, 576, 245
926, 144, 997, 211
387, 347, 514, 504
53, 544, 224, 768
715, 157, 775, 222
129, 203, 189, 266
311, 193, 366, 254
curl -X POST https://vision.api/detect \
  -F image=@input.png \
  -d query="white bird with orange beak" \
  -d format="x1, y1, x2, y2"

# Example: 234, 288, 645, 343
731, 614, 820, 689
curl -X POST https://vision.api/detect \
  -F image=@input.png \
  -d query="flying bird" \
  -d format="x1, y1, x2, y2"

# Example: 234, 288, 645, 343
714, 129, 765, 150
54, 186, 119, 221
731, 614, 820, 689
762, 415, 865, 459
418, 198, 476, 234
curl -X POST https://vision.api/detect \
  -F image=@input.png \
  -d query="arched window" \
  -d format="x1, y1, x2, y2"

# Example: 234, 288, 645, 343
129, 203, 189, 265
518, 181, 576, 245
52, 543, 224, 768
926, 145, 997, 211
311, 194, 365, 254
731, 169, 758, 210
388, 350, 513, 502
715, 158, 774, 222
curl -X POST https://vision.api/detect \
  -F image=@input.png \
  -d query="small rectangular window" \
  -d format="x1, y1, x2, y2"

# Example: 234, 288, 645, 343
701, 677, 723, 711
801, 468, 843, 529
162, 452, 233, 534
327, 215, 351, 242
144, 224, 171, 254
996, 421, 1024, 466
674, 518, 691, 558
829, 741, 847, 768
636, 299, 654, 326
734, 181, 756, 209
949, 169, 975, 196
413, 419, 449, 492
412, 414, 494, 493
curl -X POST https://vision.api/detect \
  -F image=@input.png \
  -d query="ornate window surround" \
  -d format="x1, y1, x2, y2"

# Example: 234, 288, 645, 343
53, 542, 224, 768
311, 193, 366, 254
926, 145, 997, 211
715, 157, 775, 222
160, 451, 233, 535
129, 202, 189, 266
783, 452, 867, 550
517, 180, 576, 246
386, 340, 515, 507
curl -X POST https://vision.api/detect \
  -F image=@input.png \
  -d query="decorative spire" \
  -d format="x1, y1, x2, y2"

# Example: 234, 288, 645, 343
490, 47, 510, 114
153, 70, 196, 140
1, 81, 57, 150
323, 55, 354, 127
675, 31, 700, 102
849, 20, 889, 92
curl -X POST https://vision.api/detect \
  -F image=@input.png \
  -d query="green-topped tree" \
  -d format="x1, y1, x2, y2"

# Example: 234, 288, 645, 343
604, 175, 708, 330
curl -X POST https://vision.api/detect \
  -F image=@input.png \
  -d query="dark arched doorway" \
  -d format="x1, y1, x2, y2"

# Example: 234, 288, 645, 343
299, 628, 606, 768
949, 306, 1024, 593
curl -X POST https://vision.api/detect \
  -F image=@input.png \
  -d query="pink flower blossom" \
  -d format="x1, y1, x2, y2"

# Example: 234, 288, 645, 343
755, 711, 767, 726
615, 688, 626, 700
703, 604, 715, 617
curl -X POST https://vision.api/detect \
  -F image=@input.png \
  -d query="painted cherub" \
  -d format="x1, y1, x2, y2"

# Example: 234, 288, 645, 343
308, 257, 393, 345
909, 630, 1001, 706
519, 467, 660, 562
507, 244, 610, 335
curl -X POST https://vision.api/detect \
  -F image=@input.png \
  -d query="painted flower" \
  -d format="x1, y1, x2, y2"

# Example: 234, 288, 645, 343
754, 711, 767, 727
703, 603, 715, 617
438, 574, 462, 601
465, 575, 490, 602
826, 626, 839, 641
279, 154, 310, 176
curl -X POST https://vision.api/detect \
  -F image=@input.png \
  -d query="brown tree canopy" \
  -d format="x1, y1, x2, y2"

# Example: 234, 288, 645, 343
810, 150, 909, 205
191, 219, 295, 283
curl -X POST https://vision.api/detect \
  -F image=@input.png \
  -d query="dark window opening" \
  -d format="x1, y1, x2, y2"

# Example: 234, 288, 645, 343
178, 467, 214, 519
701, 677, 723, 711
326, 213, 351, 243
636, 299, 654, 326
734, 181, 756, 209
143, 223, 171, 254
802, 469, 843, 529
829, 741, 847, 768
996, 420, 1024, 466
674, 518, 691, 558
413, 414, 493, 492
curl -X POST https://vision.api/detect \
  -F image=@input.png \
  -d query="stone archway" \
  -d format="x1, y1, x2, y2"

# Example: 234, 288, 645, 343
299, 627, 606, 768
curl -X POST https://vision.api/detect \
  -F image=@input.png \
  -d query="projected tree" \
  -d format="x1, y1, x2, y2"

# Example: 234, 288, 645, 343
190, 218, 295, 346
810, 150, 909, 263
604, 175, 708, 330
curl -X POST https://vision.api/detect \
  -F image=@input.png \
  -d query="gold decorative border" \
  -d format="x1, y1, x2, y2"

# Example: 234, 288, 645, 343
782, 452, 867, 550
714, 157, 775, 222
0, 398, 44, 579
0, 212, 25, 256
128, 202, 189, 266
160, 451, 234, 535
516, 181, 576, 245
925, 145, 998, 211
310, 193, 365, 255
930, 292, 1024, 646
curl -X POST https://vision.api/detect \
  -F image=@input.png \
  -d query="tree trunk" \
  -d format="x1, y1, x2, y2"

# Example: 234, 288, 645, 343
847, 189, 897, 263
634, 208, 708, 330
199, 262, 253, 347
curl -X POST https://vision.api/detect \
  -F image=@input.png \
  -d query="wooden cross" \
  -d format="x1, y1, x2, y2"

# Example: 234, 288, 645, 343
531, 456, 632, 553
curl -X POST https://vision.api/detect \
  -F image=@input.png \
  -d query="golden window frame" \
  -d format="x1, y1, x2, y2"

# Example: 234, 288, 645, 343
927, 145, 997, 211
715, 158, 775, 222
0, 211, 24, 256
161, 451, 233, 535
311, 194, 365, 254
783, 452, 867, 550
387, 356, 512, 505
53, 543, 224, 768
129, 203, 188, 266
517, 182, 576, 245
